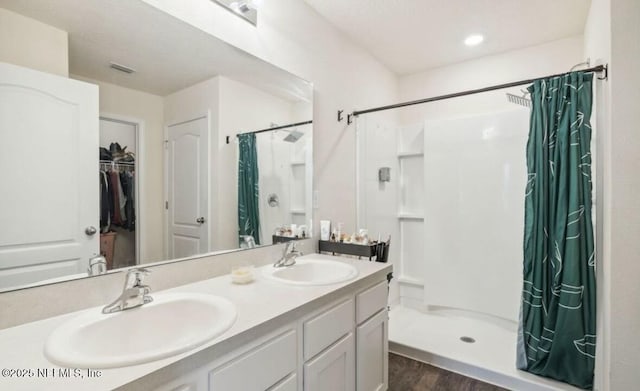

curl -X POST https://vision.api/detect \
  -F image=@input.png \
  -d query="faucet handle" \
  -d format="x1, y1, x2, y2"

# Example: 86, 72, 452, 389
124, 267, 151, 289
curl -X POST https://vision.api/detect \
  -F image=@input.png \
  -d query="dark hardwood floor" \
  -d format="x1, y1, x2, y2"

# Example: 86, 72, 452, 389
389, 353, 509, 391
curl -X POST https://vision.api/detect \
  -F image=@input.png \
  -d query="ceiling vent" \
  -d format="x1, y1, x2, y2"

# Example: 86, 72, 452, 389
109, 62, 136, 74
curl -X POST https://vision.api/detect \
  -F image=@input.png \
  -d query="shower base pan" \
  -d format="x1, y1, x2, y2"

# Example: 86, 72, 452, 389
388, 306, 582, 391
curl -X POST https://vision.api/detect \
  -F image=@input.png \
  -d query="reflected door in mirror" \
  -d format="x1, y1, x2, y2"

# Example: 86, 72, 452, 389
0, 62, 99, 289
167, 116, 210, 259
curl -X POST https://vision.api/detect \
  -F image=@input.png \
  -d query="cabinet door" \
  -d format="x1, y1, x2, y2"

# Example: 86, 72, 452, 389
209, 330, 297, 391
304, 333, 355, 391
356, 309, 388, 391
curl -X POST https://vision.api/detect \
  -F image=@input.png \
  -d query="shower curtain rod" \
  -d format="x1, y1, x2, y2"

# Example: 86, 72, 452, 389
348, 64, 607, 121
225, 120, 313, 144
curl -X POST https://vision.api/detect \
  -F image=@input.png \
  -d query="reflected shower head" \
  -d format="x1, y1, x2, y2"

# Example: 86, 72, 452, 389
506, 90, 531, 108
282, 129, 304, 143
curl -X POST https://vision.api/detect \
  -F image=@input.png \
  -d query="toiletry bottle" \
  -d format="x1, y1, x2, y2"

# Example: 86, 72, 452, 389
320, 220, 331, 241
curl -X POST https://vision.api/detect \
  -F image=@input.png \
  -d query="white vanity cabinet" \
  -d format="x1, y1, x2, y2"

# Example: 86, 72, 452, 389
302, 299, 356, 391
139, 278, 389, 391
156, 327, 298, 391
301, 279, 389, 391
355, 281, 389, 391
304, 332, 355, 391
209, 329, 297, 390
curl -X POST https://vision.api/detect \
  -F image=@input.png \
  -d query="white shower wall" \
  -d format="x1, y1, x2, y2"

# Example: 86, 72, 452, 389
257, 128, 311, 243
423, 109, 529, 321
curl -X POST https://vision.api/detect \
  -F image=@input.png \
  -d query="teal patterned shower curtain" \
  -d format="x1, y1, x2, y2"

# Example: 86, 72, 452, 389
517, 72, 596, 389
237, 133, 261, 245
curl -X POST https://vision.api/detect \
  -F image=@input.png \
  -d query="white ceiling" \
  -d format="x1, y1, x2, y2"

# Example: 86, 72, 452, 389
303, 0, 591, 75
0, 0, 312, 101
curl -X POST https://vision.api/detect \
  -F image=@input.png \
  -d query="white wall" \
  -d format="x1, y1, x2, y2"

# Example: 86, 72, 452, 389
164, 75, 299, 251
584, 1, 611, 389
141, 0, 399, 234
422, 109, 529, 322
605, 0, 640, 389
164, 76, 220, 252
73, 75, 166, 264
218, 77, 297, 249
256, 133, 293, 242
0, 8, 68, 77
399, 36, 585, 125
99, 119, 136, 152
363, 37, 585, 307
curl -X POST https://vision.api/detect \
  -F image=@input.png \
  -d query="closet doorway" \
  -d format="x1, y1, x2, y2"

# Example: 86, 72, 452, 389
99, 115, 142, 270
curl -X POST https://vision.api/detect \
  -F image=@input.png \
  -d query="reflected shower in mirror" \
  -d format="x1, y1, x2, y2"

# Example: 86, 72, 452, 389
0, 0, 313, 292
236, 121, 313, 248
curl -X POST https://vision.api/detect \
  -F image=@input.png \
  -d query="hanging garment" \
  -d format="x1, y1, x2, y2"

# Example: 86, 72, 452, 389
119, 171, 136, 230
117, 171, 126, 223
109, 170, 123, 225
516, 72, 596, 390
99, 171, 110, 230
125, 171, 136, 231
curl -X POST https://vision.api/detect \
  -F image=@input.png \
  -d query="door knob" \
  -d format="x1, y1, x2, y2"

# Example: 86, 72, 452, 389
196, 217, 206, 224
85, 226, 98, 236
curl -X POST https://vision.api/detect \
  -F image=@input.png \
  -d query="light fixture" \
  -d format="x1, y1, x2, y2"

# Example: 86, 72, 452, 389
212, 0, 260, 25
464, 34, 484, 46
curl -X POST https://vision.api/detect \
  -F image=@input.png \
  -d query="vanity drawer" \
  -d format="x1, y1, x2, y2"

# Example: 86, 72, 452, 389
356, 281, 387, 324
304, 299, 354, 361
209, 329, 296, 391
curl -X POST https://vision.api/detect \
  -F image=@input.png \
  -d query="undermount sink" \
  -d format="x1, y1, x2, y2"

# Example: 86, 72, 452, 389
263, 255, 358, 286
44, 292, 237, 369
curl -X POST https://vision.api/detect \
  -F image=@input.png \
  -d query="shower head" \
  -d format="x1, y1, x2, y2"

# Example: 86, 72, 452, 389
282, 129, 304, 143
506, 90, 531, 108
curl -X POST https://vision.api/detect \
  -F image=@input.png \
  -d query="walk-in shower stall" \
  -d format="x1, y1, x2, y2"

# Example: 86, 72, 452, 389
355, 65, 605, 390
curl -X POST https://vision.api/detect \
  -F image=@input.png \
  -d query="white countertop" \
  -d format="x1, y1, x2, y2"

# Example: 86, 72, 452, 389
0, 254, 391, 391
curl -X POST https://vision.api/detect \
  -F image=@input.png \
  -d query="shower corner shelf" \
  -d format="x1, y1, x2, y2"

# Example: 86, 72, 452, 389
397, 213, 424, 220
396, 276, 424, 286
397, 151, 424, 158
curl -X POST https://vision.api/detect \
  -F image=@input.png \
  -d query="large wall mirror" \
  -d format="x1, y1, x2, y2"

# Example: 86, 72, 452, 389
0, 0, 313, 292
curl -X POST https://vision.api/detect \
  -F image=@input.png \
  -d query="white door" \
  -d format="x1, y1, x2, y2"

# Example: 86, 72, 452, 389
167, 116, 209, 259
0, 62, 99, 289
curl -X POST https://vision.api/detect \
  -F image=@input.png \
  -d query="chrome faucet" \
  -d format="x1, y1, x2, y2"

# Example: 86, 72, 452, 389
102, 268, 153, 314
87, 255, 107, 276
240, 235, 256, 249
274, 241, 302, 268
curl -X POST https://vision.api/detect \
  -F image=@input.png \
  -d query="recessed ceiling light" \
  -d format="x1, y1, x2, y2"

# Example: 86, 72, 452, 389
464, 34, 484, 46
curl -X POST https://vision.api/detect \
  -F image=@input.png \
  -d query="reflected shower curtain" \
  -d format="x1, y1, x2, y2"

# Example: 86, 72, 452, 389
516, 72, 596, 389
238, 133, 261, 245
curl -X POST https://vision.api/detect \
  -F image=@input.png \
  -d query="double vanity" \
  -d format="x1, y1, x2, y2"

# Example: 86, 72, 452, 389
0, 253, 392, 391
